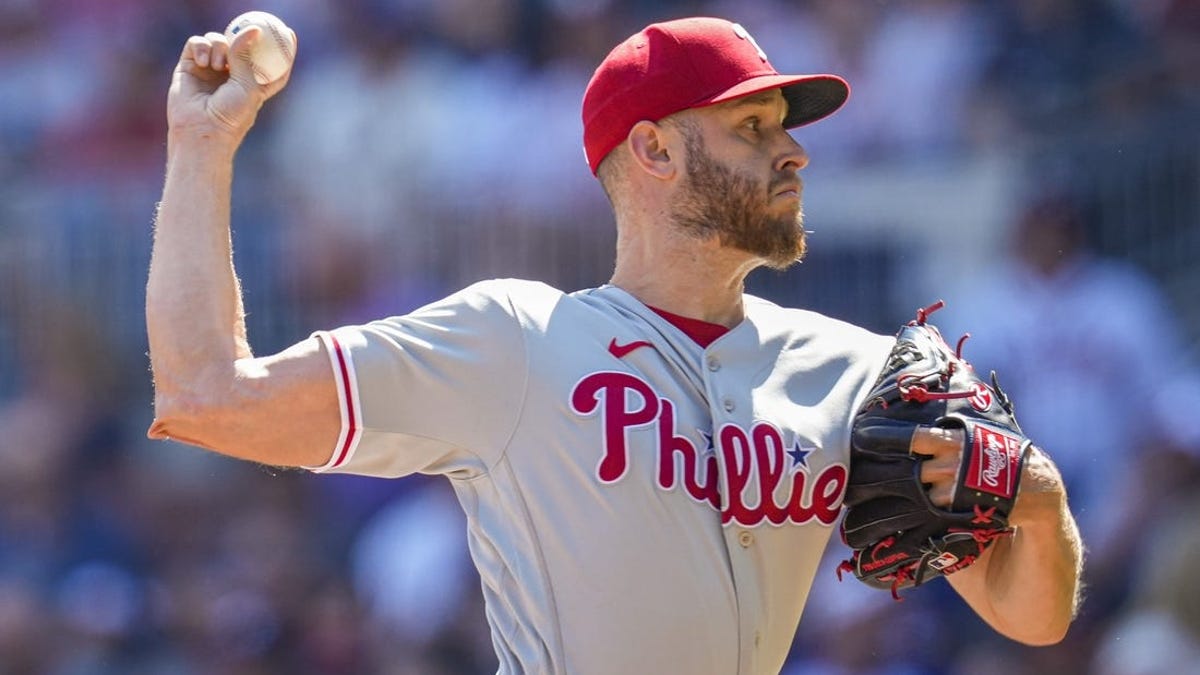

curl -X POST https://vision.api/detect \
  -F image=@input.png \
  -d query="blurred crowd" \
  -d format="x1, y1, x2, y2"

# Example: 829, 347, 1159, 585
0, 0, 1198, 673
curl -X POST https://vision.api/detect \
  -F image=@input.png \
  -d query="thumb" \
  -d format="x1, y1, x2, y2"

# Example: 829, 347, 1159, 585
226, 24, 263, 88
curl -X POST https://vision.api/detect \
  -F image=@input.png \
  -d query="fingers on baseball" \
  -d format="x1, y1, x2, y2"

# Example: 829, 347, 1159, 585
226, 26, 289, 91
202, 32, 232, 71
182, 36, 208, 68
182, 34, 229, 74
227, 24, 264, 70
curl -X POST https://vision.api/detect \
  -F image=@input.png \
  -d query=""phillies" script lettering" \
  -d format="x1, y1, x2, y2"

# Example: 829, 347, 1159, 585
570, 371, 846, 527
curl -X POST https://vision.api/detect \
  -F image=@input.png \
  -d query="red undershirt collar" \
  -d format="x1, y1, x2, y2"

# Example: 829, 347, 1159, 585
648, 306, 731, 348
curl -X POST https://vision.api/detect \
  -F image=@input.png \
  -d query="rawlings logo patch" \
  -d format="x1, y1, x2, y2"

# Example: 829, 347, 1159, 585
965, 425, 1023, 498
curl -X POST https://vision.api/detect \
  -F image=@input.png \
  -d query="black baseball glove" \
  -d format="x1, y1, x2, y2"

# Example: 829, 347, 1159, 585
838, 300, 1032, 598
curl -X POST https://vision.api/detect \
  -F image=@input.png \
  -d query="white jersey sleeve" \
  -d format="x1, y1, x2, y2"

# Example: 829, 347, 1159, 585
307, 279, 528, 478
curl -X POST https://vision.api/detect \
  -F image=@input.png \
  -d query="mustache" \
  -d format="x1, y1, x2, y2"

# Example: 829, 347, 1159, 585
769, 176, 803, 195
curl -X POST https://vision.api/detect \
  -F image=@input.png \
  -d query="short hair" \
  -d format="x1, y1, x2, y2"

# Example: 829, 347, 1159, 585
595, 114, 700, 207
595, 147, 628, 206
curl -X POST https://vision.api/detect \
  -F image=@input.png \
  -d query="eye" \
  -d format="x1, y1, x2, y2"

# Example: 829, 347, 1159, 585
742, 117, 761, 133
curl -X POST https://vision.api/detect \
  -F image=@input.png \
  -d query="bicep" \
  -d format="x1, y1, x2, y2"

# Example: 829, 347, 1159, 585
149, 336, 341, 467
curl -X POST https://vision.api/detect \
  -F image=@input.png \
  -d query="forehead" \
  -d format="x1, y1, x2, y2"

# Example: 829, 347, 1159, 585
666, 88, 788, 131
713, 89, 787, 113
720, 89, 784, 107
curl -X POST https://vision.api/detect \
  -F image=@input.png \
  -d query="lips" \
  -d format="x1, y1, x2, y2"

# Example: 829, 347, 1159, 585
771, 178, 803, 198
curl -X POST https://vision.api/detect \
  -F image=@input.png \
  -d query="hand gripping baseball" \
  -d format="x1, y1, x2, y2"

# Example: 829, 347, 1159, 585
168, 23, 294, 143
838, 301, 1032, 598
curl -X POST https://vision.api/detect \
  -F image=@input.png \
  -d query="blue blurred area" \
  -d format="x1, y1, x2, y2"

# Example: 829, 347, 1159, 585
0, 0, 1198, 673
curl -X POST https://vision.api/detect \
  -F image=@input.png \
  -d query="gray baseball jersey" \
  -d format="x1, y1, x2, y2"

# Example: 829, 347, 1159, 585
308, 279, 892, 675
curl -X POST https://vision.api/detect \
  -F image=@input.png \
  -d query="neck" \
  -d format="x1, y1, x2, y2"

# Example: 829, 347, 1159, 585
609, 218, 759, 328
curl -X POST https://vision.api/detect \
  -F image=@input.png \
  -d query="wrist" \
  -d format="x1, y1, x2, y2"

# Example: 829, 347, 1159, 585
167, 126, 244, 161
1009, 461, 1068, 529
1008, 489, 1067, 529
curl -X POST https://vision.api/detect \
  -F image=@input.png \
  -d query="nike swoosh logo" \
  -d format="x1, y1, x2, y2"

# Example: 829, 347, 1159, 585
608, 338, 654, 359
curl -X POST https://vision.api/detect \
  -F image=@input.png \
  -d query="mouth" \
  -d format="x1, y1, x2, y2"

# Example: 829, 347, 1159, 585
771, 179, 803, 199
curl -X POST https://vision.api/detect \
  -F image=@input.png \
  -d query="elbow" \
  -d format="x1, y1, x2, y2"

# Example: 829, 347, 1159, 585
1011, 621, 1071, 647
148, 392, 194, 439
147, 384, 230, 450
149, 362, 238, 433
981, 573, 1080, 647
1003, 604, 1076, 646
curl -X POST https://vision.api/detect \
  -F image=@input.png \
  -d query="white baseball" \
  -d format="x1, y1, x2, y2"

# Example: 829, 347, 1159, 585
224, 11, 296, 85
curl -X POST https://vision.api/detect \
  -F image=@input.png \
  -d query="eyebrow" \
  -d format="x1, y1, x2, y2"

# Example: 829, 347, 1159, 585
718, 90, 789, 124
723, 91, 781, 110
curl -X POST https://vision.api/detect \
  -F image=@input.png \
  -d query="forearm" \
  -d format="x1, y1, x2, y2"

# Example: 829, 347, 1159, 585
948, 450, 1083, 644
143, 25, 342, 465
147, 132, 250, 423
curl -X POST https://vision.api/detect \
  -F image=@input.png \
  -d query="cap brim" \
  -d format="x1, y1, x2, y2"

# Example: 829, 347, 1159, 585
707, 74, 849, 129
781, 75, 849, 127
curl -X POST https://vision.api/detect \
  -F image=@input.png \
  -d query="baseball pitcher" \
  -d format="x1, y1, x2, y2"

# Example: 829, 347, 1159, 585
147, 16, 1083, 674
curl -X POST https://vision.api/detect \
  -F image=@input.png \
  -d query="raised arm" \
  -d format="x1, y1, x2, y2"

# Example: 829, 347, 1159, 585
147, 26, 339, 467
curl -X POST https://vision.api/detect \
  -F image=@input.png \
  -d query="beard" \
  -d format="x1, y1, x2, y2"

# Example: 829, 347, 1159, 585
669, 128, 807, 270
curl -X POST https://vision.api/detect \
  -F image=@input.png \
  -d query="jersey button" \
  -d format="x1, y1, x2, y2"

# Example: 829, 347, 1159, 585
738, 531, 754, 547
706, 356, 721, 372
722, 398, 735, 412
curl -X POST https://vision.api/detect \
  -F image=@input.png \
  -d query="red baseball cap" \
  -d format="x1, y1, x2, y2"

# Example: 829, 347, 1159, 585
582, 17, 850, 175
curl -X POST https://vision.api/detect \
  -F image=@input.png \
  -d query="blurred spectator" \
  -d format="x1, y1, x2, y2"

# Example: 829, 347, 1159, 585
716, 0, 997, 164
1093, 495, 1200, 674
349, 479, 473, 644
974, 0, 1168, 142
350, 478, 495, 673
943, 188, 1200, 627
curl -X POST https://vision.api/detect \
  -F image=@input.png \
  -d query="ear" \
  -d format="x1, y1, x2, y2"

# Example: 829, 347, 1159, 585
627, 120, 679, 180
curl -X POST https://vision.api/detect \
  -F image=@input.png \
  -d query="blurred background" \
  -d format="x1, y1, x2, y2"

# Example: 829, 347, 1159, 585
1, 0, 1198, 673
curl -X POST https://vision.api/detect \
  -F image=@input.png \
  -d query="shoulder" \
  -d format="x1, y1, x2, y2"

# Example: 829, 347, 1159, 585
447, 278, 563, 308
340, 279, 560, 348
743, 294, 894, 358
741, 295, 896, 412
413, 278, 568, 326
441, 280, 625, 338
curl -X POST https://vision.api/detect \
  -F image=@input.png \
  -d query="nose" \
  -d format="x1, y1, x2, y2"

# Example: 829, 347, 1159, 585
776, 134, 809, 173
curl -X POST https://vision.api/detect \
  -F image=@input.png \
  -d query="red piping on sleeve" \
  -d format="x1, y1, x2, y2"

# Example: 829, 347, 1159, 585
329, 333, 359, 468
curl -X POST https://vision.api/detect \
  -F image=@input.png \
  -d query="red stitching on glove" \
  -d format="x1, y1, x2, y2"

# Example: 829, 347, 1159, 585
955, 333, 971, 360
948, 526, 1015, 554
871, 536, 896, 559
887, 563, 917, 600
836, 559, 855, 582
897, 375, 976, 403
912, 300, 946, 325
972, 505, 997, 524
